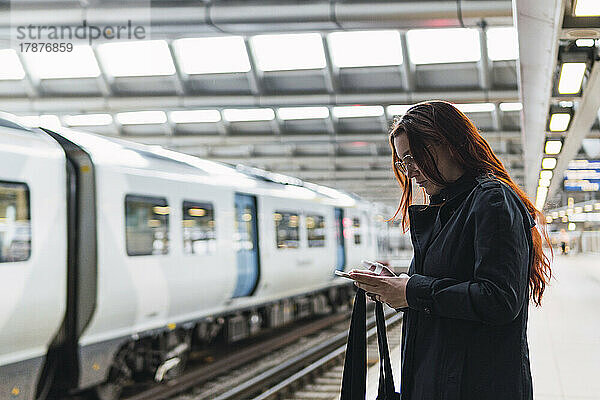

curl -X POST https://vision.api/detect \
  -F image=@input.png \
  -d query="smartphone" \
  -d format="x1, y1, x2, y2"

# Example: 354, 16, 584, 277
334, 270, 354, 279
361, 260, 383, 275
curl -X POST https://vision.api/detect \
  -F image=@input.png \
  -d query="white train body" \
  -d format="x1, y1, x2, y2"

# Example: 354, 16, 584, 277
0, 123, 67, 399
0, 116, 395, 399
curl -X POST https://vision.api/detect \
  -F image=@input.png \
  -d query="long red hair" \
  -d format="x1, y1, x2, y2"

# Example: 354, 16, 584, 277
388, 101, 552, 306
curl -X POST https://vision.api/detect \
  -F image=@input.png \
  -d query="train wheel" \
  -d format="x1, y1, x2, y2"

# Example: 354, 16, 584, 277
155, 344, 190, 381
165, 350, 189, 380
94, 346, 132, 400
157, 330, 191, 381
94, 381, 122, 400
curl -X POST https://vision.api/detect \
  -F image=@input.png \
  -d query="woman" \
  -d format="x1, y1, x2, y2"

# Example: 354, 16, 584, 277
350, 101, 553, 400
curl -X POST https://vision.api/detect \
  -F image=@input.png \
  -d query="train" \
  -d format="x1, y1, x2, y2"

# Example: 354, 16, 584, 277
0, 113, 405, 400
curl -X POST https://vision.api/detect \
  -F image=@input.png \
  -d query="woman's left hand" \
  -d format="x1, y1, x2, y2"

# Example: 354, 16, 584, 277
349, 271, 410, 308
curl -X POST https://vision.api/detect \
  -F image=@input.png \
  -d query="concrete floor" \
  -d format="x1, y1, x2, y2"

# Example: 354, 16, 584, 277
529, 252, 600, 399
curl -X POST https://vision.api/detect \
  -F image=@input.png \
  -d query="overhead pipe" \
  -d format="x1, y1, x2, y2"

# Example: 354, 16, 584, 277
0, 1, 513, 38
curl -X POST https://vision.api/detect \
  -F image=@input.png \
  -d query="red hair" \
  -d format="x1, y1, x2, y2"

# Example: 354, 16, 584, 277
388, 101, 553, 306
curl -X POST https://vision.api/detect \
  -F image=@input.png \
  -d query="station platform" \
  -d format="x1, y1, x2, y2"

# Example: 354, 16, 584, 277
529, 253, 600, 399
366, 252, 600, 399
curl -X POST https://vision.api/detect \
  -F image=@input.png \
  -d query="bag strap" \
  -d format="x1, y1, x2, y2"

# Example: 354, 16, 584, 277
340, 288, 367, 400
376, 301, 399, 399
341, 290, 399, 400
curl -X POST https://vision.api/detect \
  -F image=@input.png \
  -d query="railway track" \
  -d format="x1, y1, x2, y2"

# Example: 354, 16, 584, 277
122, 309, 354, 400
121, 303, 402, 400
239, 310, 402, 400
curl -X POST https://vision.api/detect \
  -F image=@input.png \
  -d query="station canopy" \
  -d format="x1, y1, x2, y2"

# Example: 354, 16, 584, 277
1, 0, 598, 210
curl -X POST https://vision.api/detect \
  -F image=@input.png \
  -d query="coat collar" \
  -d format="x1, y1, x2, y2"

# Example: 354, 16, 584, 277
429, 170, 485, 205
408, 171, 489, 257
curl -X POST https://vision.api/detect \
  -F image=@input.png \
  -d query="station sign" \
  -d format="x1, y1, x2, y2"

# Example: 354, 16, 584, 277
563, 159, 600, 191
567, 213, 600, 222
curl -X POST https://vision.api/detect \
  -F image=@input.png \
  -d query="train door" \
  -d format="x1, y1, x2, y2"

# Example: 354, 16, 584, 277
232, 193, 260, 297
334, 208, 346, 272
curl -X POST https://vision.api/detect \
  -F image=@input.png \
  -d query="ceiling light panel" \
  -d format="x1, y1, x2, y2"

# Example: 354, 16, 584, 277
386, 105, 412, 116
64, 114, 113, 126
97, 40, 176, 77
169, 110, 221, 123
455, 103, 495, 113
542, 157, 557, 169
406, 28, 481, 64
558, 62, 587, 94
549, 113, 571, 131
23, 45, 100, 79
486, 27, 518, 61
173, 36, 251, 74
536, 186, 548, 206
0, 49, 26, 80
277, 107, 329, 120
116, 111, 167, 125
499, 102, 523, 112
17, 115, 41, 127
18, 115, 61, 129
327, 30, 403, 68
539, 178, 551, 187
540, 170, 553, 180
333, 106, 384, 118
250, 33, 326, 71
545, 140, 563, 154
575, 39, 596, 47
223, 108, 275, 122
40, 115, 61, 129
574, 0, 600, 16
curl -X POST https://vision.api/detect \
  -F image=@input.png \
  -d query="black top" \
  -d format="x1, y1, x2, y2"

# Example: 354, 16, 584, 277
400, 171, 536, 400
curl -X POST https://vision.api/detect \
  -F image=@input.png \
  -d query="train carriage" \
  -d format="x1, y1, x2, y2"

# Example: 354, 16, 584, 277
0, 117, 67, 400
0, 114, 402, 400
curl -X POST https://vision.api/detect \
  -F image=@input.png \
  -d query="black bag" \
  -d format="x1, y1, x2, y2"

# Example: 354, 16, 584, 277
340, 289, 401, 400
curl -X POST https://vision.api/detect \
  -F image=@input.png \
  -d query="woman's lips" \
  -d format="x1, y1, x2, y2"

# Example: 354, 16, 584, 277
417, 180, 428, 186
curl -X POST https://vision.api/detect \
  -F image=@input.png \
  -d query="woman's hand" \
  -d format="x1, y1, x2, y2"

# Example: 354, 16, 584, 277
349, 271, 410, 309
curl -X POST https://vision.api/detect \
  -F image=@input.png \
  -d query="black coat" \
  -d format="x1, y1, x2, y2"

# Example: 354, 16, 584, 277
399, 171, 536, 400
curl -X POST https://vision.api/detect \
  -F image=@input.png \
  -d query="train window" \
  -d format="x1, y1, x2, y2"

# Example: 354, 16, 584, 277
306, 214, 325, 248
125, 195, 169, 256
0, 181, 31, 263
182, 201, 216, 255
274, 211, 299, 249
353, 217, 361, 245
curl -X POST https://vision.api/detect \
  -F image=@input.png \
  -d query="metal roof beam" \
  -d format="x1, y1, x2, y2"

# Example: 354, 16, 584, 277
203, 153, 523, 165
514, 0, 565, 196
321, 34, 338, 95
477, 25, 491, 91
244, 37, 263, 96
0, 90, 519, 114
399, 31, 415, 93
166, 40, 187, 97
118, 131, 523, 148
280, 168, 524, 181
291, 170, 393, 180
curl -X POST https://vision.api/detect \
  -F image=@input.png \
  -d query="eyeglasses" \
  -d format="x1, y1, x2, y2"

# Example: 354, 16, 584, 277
394, 154, 419, 175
